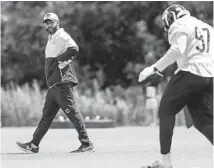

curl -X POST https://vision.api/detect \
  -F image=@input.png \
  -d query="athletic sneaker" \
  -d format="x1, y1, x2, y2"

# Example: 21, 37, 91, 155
141, 160, 171, 168
16, 141, 39, 153
70, 142, 95, 153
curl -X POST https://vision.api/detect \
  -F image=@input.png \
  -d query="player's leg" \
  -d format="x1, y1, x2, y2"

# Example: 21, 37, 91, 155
157, 72, 213, 168
158, 71, 192, 155
141, 72, 190, 168
17, 89, 60, 153
55, 83, 95, 152
153, 71, 203, 168
187, 77, 213, 144
32, 88, 60, 146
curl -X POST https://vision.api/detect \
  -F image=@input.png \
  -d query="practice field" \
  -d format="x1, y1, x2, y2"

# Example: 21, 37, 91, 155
1, 127, 213, 168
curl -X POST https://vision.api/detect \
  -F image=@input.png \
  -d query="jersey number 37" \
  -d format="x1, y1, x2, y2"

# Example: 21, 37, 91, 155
195, 26, 210, 53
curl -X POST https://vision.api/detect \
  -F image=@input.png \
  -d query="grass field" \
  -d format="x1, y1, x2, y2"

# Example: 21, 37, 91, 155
1, 127, 213, 168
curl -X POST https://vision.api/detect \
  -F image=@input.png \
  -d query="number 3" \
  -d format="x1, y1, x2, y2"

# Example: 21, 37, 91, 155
195, 27, 210, 53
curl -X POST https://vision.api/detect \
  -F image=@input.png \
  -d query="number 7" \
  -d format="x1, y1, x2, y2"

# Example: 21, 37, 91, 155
203, 28, 210, 53
195, 27, 210, 53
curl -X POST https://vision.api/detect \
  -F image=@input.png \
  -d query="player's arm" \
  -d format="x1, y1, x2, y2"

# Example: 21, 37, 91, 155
138, 29, 187, 83
155, 32, 187, 72
57, 46, 79, 62
57, 34, 79, 62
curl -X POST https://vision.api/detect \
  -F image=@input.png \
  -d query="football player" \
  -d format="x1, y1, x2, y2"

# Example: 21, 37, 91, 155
139, 4, 214, 168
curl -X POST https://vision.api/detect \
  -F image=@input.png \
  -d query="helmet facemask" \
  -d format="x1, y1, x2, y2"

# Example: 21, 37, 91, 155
162, 11, 177, 31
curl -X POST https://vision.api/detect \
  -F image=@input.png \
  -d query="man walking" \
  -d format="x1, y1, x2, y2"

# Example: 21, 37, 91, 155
139, 4, 213, 168
17, 13, 95, 153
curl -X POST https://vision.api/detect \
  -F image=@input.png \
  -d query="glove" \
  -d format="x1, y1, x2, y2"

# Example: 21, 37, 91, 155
138, 64, 155, 82
58, 59, 72, 69
138, 64, 163, 83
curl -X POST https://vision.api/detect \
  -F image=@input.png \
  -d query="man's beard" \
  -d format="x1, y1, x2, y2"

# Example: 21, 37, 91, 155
46, 26, 58, 35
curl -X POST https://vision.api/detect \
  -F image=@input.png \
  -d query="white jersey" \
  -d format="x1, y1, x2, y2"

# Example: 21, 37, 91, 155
45, 28, 78, 59
168, 16, 214, 77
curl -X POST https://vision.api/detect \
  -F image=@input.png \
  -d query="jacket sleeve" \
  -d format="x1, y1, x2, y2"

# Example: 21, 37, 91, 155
57, 47, 79, 62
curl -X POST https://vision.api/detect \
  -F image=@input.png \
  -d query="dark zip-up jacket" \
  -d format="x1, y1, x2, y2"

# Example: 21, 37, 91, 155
45, 28, 79, 88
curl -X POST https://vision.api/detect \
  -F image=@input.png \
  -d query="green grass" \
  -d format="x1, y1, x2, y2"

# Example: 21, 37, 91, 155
1, 127, 213, 168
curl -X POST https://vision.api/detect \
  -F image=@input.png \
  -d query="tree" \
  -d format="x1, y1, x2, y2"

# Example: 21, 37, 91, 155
1, 1, 213, 89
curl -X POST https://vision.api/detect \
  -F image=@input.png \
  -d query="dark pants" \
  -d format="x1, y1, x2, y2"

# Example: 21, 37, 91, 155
32, 83, 90, 146
158, 71, 213, 154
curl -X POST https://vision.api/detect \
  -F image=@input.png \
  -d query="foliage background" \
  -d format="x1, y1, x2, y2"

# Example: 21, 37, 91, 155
1, 1, 213, 126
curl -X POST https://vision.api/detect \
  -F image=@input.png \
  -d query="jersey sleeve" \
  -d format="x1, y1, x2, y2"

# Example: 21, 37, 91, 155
155, 34, 187, 72
155, 22, 188, 71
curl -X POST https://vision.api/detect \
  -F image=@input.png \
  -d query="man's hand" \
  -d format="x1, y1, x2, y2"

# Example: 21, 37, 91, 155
58, 59, 72, 69
138, 65, 156, 82
138, 64, 164, 83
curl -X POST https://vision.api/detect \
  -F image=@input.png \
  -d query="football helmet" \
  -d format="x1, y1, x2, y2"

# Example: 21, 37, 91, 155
162, 4, 190, 31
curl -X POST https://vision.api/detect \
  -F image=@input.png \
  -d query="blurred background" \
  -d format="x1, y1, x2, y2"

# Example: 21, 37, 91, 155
1, 1, 213, 127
